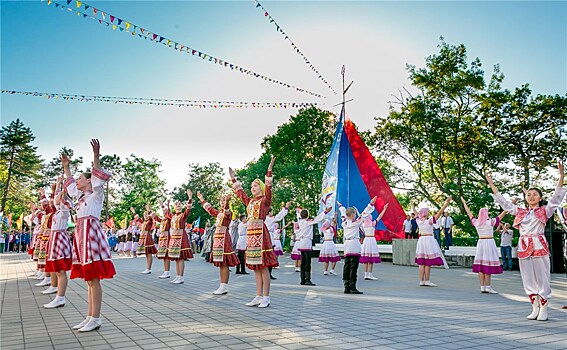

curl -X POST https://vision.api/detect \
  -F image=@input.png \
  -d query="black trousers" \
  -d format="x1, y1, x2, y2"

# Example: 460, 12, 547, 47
343, 256, 360, 282
237, 250, 246, 272
300, 250, 312, 281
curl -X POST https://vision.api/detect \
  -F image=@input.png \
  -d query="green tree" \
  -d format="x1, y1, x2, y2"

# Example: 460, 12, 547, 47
41, 147, 83, 187
480, 84, 567, 189
172, 162, 225, 226
0, 119, 43, 217
115, 155, 166, 221
100, 154, 123, 222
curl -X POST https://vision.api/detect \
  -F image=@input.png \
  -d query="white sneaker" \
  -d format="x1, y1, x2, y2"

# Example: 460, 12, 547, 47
170, 276, 179, 283
258, 296, 270, 308
35, 272, 45, 280
140, 269, 151, 274
420, 281, 426, 286
78, 317, 102, 332
367, 274, 378, 280
425, 281, 437, 287
73, 317, 92, 330
245, 296, 263, 307
35, 277, 51, 287
485, 286, 498, 294
212, 283, 228, 295
294, 267, 300, 272
481, 286, 487, 293
323, 271, 329, 275
158, 271, 171, 279
44, 297, 65, 309
172, 276, 184, 284
329, 270, 337, 276
29, 271, 39, 278
42, 286, 58, 295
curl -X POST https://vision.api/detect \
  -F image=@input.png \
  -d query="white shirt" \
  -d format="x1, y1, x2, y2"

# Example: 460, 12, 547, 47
51, 203, 71, 231
296, 211, 327, 250
403, 219, 412, 232
442, 216, 454, 229
501, 229, 513, 247
339, 204, 375, 255
236, 222, 247, 251
416, 217, 435, 234
65, 167, 111, 219
265, 207, 289, 241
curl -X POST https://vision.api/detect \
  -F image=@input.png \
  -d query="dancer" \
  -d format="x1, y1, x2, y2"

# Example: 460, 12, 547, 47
319, 215, 339, 276
44, 182, 73, 308
116, 229, 126, 257
168, 189, 194, 284
28, 203, 44, 280
134, 205, 158, 274
235, 214, 248, 274
290, 209, 302, 272
486, 162, 565, 321
297, 207, 330, 286
229, 155, 278, 308
461, 196, 507, 294
156, 200, 172, 279
35, 187, 56, 288
338, 196, 377, 294
412, 196, 451, 287
265, 203, 291, 280
197, 191, 239, 295
361, 203, 389, 280
62, 139, 116, 332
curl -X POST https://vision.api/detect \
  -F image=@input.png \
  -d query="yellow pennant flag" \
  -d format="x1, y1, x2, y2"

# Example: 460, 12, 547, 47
125, 22, 130, 30
76, 1, 82, 8
112, 24, 117, 30
48, 0, 52, 5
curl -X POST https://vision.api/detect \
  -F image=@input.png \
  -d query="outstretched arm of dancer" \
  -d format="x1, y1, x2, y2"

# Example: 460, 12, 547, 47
375, 203, 389, 222
91, 139, 101, 169
198, 191, 219, 217
487, 171, 518, 215
61, 153, 72, 179
264, 155, 276, 207
434, 196, 452, 221
184, 189, 193, 216
410, 199, 419, 217
545, 161, 566, 217
460, 197, 474, 220
229, 167, 251, 206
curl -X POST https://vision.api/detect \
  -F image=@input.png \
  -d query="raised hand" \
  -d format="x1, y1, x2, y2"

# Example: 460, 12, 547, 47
484, 170, 493, 184
285, 201, 292, 208
268, 155, 276, 172
511, 198, 519, 205
130, 207, 136, 214
197, 191, 205, 202
383, 203, 390, 210
228, 167, 236, 180
324, 206, 332, 213
145, 203, 151, 212
370, 196, 377, 205
90, 139, 100, 155
336, 201, 342, 207
61, 153, 70, 167
559, 161, 564, 176
186, 189, 193, 201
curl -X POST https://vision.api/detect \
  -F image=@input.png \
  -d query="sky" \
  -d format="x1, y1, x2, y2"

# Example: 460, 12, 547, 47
2, 0, 566, 191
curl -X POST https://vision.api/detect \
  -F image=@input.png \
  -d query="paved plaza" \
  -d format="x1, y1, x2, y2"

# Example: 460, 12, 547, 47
1, 252, 566, 350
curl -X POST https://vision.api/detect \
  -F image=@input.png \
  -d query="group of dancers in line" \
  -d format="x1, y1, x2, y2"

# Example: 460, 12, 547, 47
24, 137, 566, 332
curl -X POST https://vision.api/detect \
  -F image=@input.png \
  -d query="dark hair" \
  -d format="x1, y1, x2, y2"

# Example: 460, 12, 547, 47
268, 207, 273, 215
528, 187, 547, 207
239, 214, 246, 221
82, 172, 92, 179
300, 209, 309, 219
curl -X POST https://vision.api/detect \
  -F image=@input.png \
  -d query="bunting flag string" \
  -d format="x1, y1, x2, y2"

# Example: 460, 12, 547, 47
2, 90, 319, 109
252, 0, 336, 95
42, 0, 326, 99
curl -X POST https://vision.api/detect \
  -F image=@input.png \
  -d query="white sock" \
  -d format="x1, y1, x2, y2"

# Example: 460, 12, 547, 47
56, 295, 65, 302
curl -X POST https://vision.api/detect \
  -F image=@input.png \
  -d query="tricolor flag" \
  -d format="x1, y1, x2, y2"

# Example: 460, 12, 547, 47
318, 107, 405, 241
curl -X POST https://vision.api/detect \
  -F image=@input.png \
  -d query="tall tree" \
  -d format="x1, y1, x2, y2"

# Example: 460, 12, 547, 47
480, 84, 567, 188
373, 39, 503, 223
100, 154, 123, 221
0, 119, 42, 213
41, 147, 83, 187
172, 162, 225, 226
115, 155, 166, 221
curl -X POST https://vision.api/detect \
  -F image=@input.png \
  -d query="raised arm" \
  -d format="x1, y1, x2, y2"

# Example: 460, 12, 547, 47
264, 155, 275, 208
460, 197, 474, 219
375, 203, 389, 222
485, 170, 500, 195
91, 139, 101, 169
273, 202, 291, 222
410, 199, 419, 217
229, 167, 251, 206
545, 161, 567, 217
184, 189, 193, 216
434, 196, 452, 221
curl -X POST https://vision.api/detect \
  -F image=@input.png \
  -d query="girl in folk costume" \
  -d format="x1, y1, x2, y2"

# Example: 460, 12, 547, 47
156, 200, 172, 279
319, 216, 339, 276
130, 215, 142, 258
35, 186, 57, 288
412, 197, 451, 287
272, 223, 286, 257
62, 139, 116, 332
265, 203, 291, 280
290, 209, 302, 272
28, 203, 44, 279
338, 196, 377, 294
167, 189, 194, 284
361, 203, 389, 281
296, 207, 330, 286
133, 205, 158, 274
43, 183, 73, 308
229, 155, 278, 308
197, 191, 240, 295
486, 163, 566, 321
235, 214, 249, 274
461, 197, 508, 294
42, 177, 66, 295
116, 229, 126, 257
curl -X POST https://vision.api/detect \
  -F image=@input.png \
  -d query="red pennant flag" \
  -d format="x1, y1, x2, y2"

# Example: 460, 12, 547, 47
110, 15, 115, 23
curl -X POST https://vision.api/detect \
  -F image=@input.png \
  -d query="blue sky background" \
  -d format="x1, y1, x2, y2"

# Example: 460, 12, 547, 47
2, 0, 566, 189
